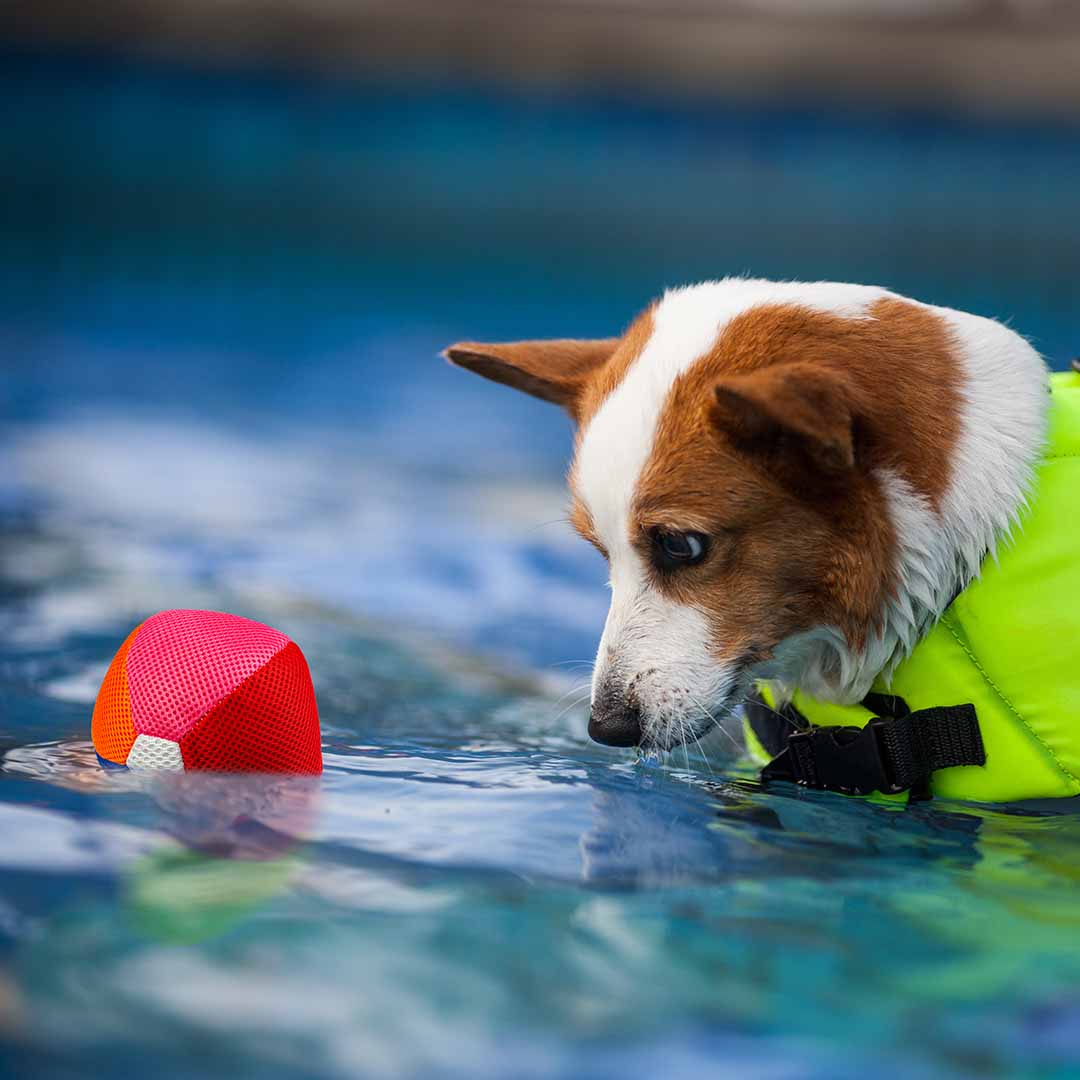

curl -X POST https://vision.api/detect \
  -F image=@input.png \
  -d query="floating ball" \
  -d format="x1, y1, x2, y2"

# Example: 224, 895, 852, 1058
92, 609, 322, 774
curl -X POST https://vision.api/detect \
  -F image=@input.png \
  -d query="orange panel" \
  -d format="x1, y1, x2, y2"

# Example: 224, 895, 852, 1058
91, 623, 142, 765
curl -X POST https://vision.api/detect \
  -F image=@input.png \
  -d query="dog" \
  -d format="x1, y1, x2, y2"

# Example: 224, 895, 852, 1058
445, 279, 1048, 756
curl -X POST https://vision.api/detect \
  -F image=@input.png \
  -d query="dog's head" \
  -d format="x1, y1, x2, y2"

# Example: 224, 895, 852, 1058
446, 279, 1046, 752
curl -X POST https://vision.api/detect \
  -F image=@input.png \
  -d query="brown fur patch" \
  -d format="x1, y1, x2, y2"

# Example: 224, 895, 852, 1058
444, 339, 618, 414
445, 307, 657, 432
631, 298, 960, 659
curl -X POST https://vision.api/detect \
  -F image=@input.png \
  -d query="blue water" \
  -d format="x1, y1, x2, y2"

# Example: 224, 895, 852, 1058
2, 48, 1080, 1079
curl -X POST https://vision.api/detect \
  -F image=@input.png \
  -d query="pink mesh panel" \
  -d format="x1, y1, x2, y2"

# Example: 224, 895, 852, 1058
127, 609, 290, 741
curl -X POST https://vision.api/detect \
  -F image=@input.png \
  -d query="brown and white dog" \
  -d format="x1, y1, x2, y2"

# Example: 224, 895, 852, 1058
445, 280, 1048, 753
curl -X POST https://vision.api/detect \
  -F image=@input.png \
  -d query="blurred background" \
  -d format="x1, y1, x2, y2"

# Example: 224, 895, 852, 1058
3, 0, 1078, 670
2, 4, 1080, 1079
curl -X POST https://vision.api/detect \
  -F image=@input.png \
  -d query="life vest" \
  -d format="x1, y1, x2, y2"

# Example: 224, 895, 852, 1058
745, 367, 1080, 804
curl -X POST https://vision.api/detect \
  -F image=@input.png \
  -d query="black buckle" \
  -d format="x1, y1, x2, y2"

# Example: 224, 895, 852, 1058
762, 720, 905, 796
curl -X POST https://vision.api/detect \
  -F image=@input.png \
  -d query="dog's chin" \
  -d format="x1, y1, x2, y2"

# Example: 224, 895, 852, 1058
636, 687, 749, 755
637, 726, 699, 756
637, 720, 717, 756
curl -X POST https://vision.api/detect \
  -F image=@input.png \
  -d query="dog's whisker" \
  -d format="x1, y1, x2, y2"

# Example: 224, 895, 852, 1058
689, 724, 715, 777
527, 516, 572, 533
544, 689, 593, 732
550, 680, 591, 710
686, 692, 743, 756
535, 681, 592, 735
751, 696, 804, 733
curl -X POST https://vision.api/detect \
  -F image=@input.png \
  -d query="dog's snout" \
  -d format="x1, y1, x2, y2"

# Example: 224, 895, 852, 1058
588, 693, 642, 748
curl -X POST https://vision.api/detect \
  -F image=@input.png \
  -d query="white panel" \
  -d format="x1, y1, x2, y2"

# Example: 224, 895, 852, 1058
127, 734, 185, 771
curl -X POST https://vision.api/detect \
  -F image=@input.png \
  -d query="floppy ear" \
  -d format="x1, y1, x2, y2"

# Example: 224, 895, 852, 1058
443, 338, 617, 416
712, 362, 856, 474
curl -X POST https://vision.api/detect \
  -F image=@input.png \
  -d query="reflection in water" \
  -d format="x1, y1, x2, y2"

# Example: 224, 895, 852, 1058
3, 746, 323, 945
146, 772, 322, 860
125, 772, 322, 944
127, 848, 298, 945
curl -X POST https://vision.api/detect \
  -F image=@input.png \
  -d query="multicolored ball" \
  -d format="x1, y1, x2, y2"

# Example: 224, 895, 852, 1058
92, 609, 322, 774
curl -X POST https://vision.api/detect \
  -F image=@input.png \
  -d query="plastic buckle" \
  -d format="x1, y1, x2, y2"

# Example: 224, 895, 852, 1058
785, 720, 904, 796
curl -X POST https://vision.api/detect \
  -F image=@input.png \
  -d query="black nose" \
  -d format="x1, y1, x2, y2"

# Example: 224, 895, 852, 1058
588, 696, 642, 748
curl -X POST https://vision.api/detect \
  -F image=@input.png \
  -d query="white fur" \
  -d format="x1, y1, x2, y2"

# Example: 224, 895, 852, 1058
931, 304, 1049, 566
574, 278, 1050, 748
593, 549, 741, 751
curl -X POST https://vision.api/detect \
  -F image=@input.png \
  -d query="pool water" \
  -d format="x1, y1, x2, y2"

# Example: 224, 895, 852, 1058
2, 49, 1080, 1079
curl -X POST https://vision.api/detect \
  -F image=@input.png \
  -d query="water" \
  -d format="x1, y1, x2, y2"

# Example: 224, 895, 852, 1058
2, 48, 1080, 1079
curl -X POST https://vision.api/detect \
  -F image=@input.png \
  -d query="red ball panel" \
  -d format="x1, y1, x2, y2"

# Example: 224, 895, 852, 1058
178, 642, 322, 774
128, 609, 290, 742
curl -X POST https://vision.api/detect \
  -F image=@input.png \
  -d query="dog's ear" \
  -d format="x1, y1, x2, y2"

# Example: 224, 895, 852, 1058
443, 339, 617, 417
712, 362, 856, 475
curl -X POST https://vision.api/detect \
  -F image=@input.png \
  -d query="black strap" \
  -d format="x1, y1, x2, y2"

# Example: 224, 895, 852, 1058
743, 693, 809, 757
752, 691, 985, 798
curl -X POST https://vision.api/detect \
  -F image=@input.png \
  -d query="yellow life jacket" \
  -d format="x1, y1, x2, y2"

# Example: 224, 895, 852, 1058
745, 367, 1080, 803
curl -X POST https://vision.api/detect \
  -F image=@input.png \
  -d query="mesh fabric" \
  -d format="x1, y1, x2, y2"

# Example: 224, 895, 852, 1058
179, 642, 322, 774
127, 733, 186, 771
91, 622, 142, 765
127, 609, 289, 741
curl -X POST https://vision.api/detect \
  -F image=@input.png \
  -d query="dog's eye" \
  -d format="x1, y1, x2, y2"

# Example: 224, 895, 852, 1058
650, 528, 708, 569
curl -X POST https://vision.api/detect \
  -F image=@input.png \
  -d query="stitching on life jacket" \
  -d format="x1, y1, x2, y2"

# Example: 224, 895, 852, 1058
941, 612, 1080, 787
